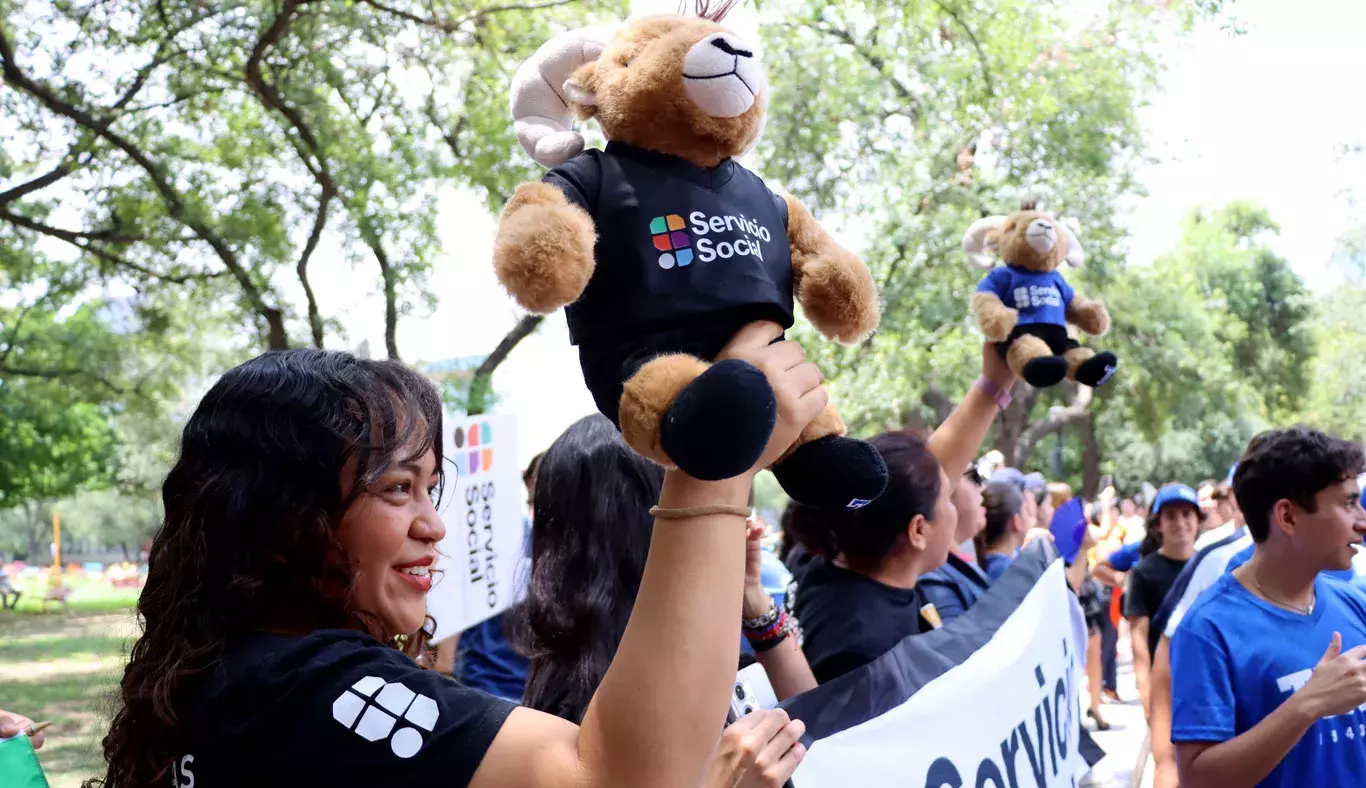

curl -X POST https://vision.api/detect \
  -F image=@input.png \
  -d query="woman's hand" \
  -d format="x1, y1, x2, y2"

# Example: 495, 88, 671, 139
704, 709, 807, 788
981, 341, 1017, 392
0, 710, 44, 750
718, 322, 829, 475
743, 520, 774, 619
1022, 527, 1055, 548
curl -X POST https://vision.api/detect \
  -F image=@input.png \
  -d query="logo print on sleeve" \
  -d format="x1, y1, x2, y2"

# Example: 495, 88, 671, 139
649, 214, 694, 269
452, 421, 494, 476
332, 676, 440, 758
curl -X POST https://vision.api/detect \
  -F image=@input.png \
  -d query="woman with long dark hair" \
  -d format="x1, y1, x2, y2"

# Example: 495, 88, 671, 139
90, 319, 826, 788
785, 345, 1015, 682
517, 414, 666, 721
516, 413, 814, 787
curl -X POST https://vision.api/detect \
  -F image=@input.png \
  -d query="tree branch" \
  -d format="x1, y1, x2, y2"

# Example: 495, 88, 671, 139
0, 208, 218, 284
245, 0, 333, 348
930, 0, 995, 98
0, 364, 128, 394
359, 0, 576, 34
0, 23, 289, 349
466, 314, 544, 415
365, 234, 400, 360
813, 20, 922, 124
1015, 384, 1093, 466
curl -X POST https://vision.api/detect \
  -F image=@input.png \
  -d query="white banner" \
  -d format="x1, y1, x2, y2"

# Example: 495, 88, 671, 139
783, 543, 1095, 788
426, 413, 526, 642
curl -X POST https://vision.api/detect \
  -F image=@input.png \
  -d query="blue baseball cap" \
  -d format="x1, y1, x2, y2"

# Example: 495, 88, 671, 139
1152, 483, 1200, 517
991, 467, 1046, 492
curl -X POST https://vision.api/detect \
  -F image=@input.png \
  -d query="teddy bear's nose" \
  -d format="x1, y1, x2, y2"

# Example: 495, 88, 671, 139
710, 36, 754, 59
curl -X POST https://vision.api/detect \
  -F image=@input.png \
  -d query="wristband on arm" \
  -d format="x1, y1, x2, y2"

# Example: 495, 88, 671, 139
974, 375, 1012, 409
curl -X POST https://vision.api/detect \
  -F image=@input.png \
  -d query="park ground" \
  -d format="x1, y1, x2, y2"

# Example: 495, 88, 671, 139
2, 577, 1152, 788
0, 577, 139, 788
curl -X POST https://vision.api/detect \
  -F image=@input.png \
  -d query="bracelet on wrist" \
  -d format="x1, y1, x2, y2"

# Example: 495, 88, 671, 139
745, 609, 801, 653
974, 374, 1013, 409
742, 598, 780, 631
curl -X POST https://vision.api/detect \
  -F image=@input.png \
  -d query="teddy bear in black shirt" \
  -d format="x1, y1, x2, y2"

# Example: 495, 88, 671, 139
490, 6, 888, 510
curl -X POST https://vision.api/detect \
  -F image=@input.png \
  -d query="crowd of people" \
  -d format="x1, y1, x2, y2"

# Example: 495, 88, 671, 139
2, 329, 1363, 788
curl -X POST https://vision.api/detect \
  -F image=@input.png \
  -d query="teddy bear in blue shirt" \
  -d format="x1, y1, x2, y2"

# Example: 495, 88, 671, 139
963, 202, 1118, 389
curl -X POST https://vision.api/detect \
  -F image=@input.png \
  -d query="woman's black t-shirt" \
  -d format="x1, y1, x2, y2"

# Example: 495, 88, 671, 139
790, 556, 932, 684
176, 630, 515, 786
1123, 553, 1190, 659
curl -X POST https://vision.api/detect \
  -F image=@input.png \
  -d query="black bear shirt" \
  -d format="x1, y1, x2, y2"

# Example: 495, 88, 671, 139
543, 142, 793, 419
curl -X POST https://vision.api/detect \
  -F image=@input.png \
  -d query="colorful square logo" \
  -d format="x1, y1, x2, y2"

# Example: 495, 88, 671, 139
648, 214, 693, 270
452, 421, 494, 476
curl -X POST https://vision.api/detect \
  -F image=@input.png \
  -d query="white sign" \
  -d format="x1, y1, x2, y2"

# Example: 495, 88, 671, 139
426, 413, 526, 642
783, 545, 1094, 788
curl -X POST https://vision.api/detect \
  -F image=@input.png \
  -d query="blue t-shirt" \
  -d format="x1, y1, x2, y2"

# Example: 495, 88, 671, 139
974, 265, 1075, 326
919, 552, 991, 623
1106, 541, 1143, 572
1171, 573, 1366, 788
981, 551, 1014, 583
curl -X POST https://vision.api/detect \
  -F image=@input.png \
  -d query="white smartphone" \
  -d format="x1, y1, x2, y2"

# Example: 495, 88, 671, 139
727, 662, 779, 725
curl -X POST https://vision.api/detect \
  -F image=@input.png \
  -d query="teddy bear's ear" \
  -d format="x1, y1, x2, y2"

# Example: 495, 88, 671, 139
1060, 221, 1085, 268
563, 63, 599, 107
509, 26, 611, 168
963, 216, 1007, 270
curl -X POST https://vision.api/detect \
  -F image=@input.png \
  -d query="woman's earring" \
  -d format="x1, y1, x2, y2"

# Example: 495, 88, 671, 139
391, 633, 410, 650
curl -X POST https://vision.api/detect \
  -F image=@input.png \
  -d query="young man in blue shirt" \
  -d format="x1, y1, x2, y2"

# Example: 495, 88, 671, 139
1171, 427, 1366, 788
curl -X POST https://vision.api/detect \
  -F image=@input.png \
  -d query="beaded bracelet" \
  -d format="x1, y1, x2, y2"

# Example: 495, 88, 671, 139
746, 610, 799, 653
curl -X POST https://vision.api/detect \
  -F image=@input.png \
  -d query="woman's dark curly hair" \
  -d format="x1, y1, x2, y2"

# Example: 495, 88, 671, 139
512, 413, 664, 724
88, 349, 446, 788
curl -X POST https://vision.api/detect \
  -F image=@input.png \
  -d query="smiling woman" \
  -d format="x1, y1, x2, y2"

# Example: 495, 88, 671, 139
90, 328, 826, 788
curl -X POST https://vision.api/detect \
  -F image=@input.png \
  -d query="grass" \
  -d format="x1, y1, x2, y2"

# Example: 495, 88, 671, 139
1, 576, 139, 788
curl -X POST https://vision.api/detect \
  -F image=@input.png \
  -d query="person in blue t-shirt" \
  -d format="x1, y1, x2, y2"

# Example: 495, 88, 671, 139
1171, 427, 1366, 788
976, 480, 1028, 582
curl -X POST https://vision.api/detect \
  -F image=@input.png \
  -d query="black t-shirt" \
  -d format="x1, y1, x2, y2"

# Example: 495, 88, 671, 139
175, 630, 515, 786
1123, 553, 1189, 659
544, 142, 794, 418
790, 556, 932, 684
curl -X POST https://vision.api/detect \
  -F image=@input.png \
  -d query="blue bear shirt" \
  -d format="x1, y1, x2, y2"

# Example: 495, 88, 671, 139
975, 265, 1074, 326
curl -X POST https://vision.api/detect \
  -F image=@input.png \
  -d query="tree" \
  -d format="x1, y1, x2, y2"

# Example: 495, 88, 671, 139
1301, 284, 1366, 444
752, 0, 1223, 494
1, 0, 621, 357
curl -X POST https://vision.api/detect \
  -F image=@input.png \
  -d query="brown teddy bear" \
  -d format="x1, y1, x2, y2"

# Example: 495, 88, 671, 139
963, 203, 1118, 389
490, 5, 888, 510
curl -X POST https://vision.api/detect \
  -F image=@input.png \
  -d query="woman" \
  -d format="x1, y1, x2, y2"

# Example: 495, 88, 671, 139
516, 414, 809, 785
977, 480, 1028, 582
786, 344, 1014, 682
90, 320, 826, 788
917, 466, 993, 623
1123, 482, 1202, 719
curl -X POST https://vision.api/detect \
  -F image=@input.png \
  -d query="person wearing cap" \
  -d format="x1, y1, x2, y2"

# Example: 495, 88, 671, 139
1124, 482, 1203, 719
1171, 428, 1366, 788
990, 467, 1045, 530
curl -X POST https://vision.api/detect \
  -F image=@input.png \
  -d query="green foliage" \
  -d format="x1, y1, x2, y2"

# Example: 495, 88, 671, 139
758, 0, 1188, 432
1301, 284, 1366, 444
1, 0, 625, 352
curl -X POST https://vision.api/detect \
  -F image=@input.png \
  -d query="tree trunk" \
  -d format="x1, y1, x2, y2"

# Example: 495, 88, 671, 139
1080, 412, 1101, 498
467, 314, 544, 415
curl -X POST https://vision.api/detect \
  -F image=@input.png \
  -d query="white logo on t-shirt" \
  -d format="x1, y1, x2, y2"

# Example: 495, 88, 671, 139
332, 676, 439, 758
1012, 283, 1062, 311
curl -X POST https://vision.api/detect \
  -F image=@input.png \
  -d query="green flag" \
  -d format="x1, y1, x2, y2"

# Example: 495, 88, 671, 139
0, 734, 51, 788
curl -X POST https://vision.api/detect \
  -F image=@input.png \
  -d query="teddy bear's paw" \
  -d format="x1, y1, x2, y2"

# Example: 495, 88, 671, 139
658, 360, 776, 481
981, 310, 1019, 343
797, 259, 880, 344
493, 197, 596, 314
1075, 351, 1118, 387
772, 435, 889, 511
1022, 356, 1069, 388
